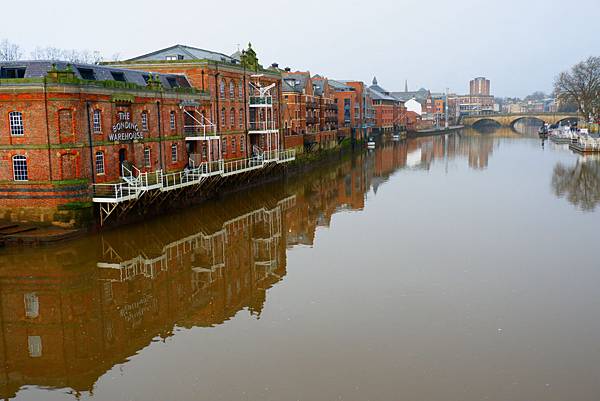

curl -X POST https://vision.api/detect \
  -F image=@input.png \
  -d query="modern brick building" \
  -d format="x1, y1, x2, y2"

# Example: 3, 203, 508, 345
368, 77, 405, 133
470, 77, 490, 96
0, 61, 206, 225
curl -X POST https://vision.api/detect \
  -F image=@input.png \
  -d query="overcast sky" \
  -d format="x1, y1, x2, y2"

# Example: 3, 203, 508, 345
3, 0, 599, 97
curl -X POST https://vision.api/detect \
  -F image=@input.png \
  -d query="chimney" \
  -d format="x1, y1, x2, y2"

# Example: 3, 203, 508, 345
284, 67, 291, 72
271, 62, 279, 68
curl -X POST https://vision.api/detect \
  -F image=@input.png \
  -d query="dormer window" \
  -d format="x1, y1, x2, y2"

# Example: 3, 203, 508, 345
77, 68, 96, 81
0, 67, 25, 78
110, 71, 126, 82
166, 55, 184, 61
167, 77, 178, 88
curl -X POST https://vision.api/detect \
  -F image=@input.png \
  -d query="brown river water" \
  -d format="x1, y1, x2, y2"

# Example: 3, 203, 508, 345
1, 126, 600, 401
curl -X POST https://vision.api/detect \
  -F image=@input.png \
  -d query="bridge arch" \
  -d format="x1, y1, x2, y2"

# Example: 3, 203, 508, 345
509, 116, 545, 127
472, 118, 502, 128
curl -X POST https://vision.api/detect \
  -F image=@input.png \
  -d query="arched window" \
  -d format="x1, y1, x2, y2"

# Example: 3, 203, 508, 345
171, 143, 178, 163
221, 108, 226, 127
12, 155, 28, 181
220, 80, 225, 97
230, 108, 235, 127
95, 151, 105, 174
229, 81, 235, 98
93, 110, 102, 133
239, 108, 244, 128
9, 111, 24, 136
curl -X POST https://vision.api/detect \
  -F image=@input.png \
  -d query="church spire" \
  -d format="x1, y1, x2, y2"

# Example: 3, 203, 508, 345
372, 76, 377, 85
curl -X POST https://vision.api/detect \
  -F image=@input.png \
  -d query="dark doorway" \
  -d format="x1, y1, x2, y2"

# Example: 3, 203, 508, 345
119, 148, 126, 170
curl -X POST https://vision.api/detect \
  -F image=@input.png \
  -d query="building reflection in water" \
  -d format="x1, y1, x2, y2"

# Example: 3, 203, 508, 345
552, 155, 600, 211
0, 131, 501, 399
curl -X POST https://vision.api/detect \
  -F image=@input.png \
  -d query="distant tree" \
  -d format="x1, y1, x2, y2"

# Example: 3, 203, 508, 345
0, 39, 23, 61
30, 47, 104, 64
524, 91, 546, 101
554, 56, 600, 122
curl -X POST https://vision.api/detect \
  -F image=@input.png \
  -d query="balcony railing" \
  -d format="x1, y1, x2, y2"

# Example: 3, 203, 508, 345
249, 121, 278, 132
250, 96, 273, 106
305, 100, 318, 109
306, 116, 318, 124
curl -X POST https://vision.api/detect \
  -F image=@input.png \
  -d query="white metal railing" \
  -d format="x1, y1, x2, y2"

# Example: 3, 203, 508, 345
249, 121, 277, 132
263, 149, 279, 162
223, 157, 263, 175
92, 182, 138, 201
278, 149, 296, 162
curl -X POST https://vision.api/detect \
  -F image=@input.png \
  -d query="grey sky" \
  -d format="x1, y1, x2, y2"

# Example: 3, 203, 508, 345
3, 0, 599, 97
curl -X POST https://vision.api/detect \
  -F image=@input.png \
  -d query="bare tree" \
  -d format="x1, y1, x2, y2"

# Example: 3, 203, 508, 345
0, 39, 23, 61
552, 159, 600, 211
554, 56, 600, 122
30, 46, 104, 64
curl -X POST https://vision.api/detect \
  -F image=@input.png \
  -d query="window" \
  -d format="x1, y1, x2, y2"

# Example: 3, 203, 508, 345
231, 137, 236, 153
230, 108, 235, 127
9, 111, 23, 136
166, 55, 177, 61
110, 71, 126, 82
229, 81, 235, 97
77, 68, 96, 80
24, 293, 39, 318
239, 108, 244, 128
93, 110, 102, 133
0, 67, 25, 78
220, 80, 225, 97
240, 137, 245, 152
171, 143, 178, 162
12, 155, 27, 181
141, 112, 148, 130
144, 147, 151, 167
28, 336, 42, 358
221, 108, 226, 127
239, 80, 243, 98
169, 111, 176, 130
222, 138, 227, 155
167, 77, 178, 88
95, 151, 105, 174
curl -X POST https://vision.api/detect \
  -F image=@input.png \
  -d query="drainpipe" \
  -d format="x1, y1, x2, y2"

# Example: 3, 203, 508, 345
156, 100, 164, 169
85, 102, 96, 184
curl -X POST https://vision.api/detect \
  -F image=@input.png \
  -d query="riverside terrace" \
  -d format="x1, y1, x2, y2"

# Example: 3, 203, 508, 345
0, 61, 295, 227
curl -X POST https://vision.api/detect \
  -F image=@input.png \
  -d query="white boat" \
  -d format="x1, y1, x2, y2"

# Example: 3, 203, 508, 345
367, 140, 376, 149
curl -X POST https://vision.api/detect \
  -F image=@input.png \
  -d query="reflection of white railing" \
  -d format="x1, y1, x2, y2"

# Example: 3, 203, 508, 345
277, 149, 296, 163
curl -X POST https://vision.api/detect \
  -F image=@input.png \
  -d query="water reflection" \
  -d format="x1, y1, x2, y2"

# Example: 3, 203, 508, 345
552, 156, 600, 211
0, 130, 583, 400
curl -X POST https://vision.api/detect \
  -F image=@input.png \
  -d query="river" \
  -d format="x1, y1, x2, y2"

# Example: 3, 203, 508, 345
1, 126, 599, 401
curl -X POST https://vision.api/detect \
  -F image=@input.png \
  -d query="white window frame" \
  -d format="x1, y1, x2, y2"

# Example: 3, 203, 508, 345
171, 143, 178, 163
144, 147, 151, 167
93, 110, 102, 133
12, 155, 28, 181
9, 111, 24, 136
95, 151, 105, 175
169, 111, 176, 130
24, 293, 39, 318
28, 336, 42, 358
141, 112, 148, 131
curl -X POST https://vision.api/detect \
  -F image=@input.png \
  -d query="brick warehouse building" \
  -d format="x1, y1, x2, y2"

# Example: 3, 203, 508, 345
0, 61, 208, 225
107, 44, 283, 160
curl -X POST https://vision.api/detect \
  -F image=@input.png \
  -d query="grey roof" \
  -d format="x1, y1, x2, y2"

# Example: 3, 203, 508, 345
312, 79, 325, 96
0, 60, 191, 90
328, 79, 354, 91
391, 88, 430, 102
367, 87, 396, 101
127, 44, 238, 64
282, 73, 309, 93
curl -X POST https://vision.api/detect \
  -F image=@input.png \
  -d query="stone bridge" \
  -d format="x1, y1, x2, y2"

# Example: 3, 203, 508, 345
461, 113, 579, 127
